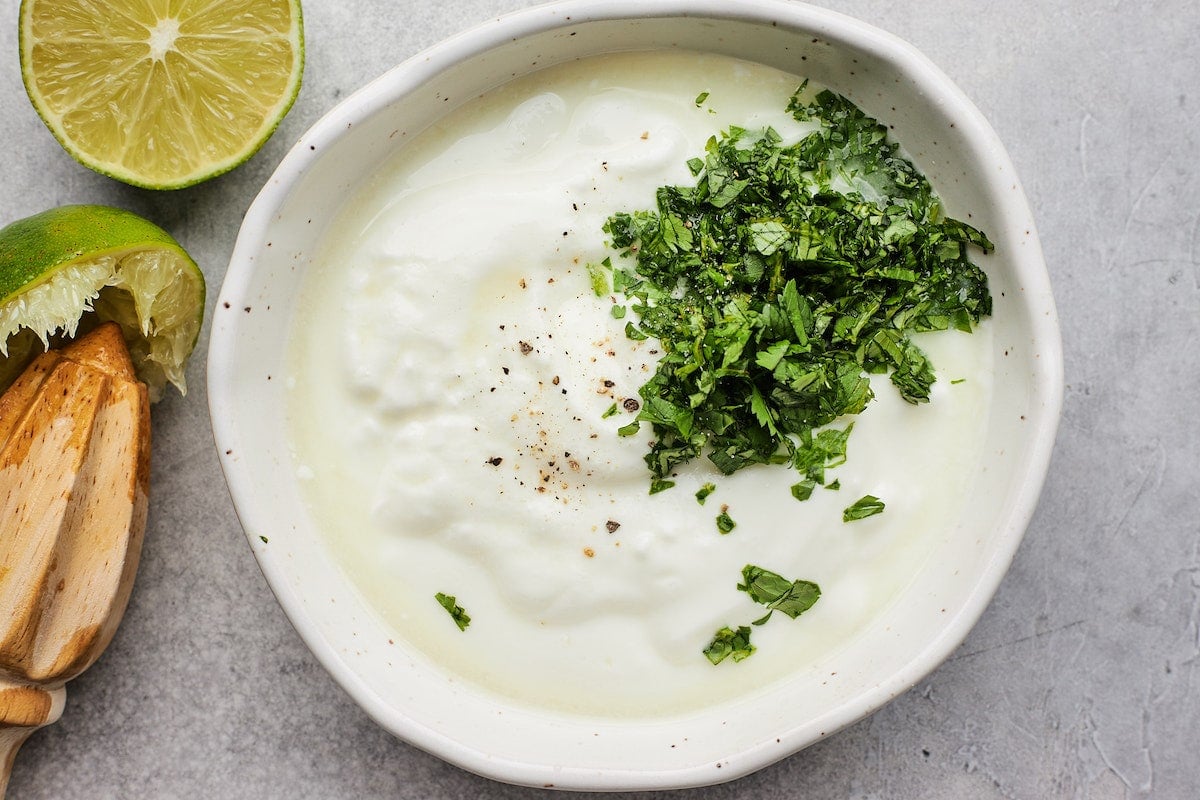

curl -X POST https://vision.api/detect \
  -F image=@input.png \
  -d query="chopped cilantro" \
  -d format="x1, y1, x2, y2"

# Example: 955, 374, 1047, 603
695, 482, 717, 504
704, 565, 821, 664
624, 321, 649, 341
825, 479, 840, 490
843, 495, 885, 521
694, 91, 710, 106
649, 478, 676, 495
598, 86, 991, 494
434, 592, 471, 631
792, 424, 854, 488
738, 565, 821, 619
789, 479, 816, 501
704, 625, 754, 664
586, 258, 610, 296
601, 402, 619, 419
716, 510, 737, 534
611, 304, 627, 319
616, 420, 640, 437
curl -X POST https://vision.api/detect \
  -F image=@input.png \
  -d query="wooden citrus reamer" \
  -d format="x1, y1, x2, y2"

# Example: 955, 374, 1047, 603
0, 323, 150, 796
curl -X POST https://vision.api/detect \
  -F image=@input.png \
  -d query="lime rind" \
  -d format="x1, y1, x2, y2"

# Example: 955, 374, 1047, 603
0, 205, 180, 301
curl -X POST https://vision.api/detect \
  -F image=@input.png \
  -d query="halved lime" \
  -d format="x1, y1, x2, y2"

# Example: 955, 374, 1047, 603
0, 205, 205, 400
19, 0, 304, 190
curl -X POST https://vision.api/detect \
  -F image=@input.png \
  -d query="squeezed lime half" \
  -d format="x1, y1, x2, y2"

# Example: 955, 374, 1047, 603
0, 205, 205, 399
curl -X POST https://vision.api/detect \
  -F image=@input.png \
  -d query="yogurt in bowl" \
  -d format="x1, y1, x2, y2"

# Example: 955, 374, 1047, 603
288, 49, 994, 718
210, 0, 1060, 790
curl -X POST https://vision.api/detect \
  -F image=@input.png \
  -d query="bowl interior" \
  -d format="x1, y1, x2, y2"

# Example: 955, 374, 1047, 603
209, 0, 1061, 790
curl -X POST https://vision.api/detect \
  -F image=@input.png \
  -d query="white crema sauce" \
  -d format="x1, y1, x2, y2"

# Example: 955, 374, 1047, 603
287, 52, 993, 718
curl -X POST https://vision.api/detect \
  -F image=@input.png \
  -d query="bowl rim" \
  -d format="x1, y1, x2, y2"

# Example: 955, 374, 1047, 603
209, 0, 1063, 790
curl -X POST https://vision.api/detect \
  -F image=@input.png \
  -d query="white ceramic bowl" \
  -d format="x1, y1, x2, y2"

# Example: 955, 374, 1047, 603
209, 0, 1062, 790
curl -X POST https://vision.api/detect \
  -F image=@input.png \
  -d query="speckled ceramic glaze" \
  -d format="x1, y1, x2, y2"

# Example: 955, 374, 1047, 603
208, 0, 1062, 790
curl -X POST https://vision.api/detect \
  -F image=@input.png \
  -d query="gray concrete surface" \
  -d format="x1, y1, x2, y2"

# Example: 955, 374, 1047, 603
5, 1, 1198, 798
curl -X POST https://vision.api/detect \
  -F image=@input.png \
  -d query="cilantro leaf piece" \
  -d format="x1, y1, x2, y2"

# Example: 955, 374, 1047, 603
709, 177, 750, 208
748, 220, 790, 255
716, 510, 737, 534
843, 495, 885, 521
695, 482, 716, 505
889, 339, 936, 403
790, 479, 816, 501
704, 625, 755, 664
780, 280, 812, 345
586, 259, 609, 296
792, 424, 854, 484
639, 394, 695, 438
738, 565, 821, 619
616, 421, 640, 437
754, 340, 790, 371
434, 592, 471, 631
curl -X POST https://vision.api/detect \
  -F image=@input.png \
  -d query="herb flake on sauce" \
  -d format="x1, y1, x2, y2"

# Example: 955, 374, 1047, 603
843, 494, 886, 522
704, 625, 754, 665
435, 592, 471, 631
705, 565, 822, 665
